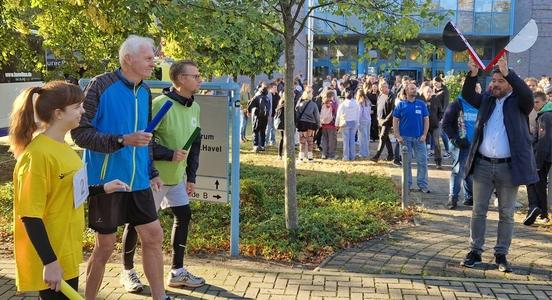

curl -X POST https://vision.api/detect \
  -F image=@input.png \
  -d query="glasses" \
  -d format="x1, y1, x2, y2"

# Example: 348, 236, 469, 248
181, 74, 202, 80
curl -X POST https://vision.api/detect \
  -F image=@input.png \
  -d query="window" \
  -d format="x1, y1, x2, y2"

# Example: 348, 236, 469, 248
493, 13, 510, 33
454, 51, 469, 63
458, 11, 474, 32
330, 43, 358, 59
409, 49, 420, 61
475, 47, 493, 60
435, 47, 446, 61
474, 0, 492, 12
458, 0, 474, 10
493, 0, 511, 12
314, 44, 329, 59
474, 12, 492, 33
439, 0, 457, 10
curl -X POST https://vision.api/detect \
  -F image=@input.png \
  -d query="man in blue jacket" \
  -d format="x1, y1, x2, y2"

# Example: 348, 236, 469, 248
459, 56, 538, 273
442, 95, 478, 209
71, 35, 168, 300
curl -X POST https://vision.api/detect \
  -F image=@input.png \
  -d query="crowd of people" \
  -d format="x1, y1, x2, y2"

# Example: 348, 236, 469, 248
241, 56, 552, 273
8, 32, 552, 300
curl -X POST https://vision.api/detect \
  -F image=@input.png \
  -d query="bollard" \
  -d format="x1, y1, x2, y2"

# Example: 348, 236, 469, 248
401, 144, 410, 209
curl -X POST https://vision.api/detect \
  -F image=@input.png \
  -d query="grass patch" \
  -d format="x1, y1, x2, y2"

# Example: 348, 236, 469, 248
160, 163, 409, 264
0, 145, 411, 264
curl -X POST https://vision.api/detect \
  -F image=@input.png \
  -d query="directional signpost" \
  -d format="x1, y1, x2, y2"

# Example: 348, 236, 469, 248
191, 95, 230, 203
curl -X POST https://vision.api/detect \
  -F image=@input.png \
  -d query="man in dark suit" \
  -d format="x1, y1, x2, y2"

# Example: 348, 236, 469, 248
459, 56, 538, 273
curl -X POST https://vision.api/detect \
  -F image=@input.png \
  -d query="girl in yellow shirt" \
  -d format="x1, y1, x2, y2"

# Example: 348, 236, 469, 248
9, 81, 129, 299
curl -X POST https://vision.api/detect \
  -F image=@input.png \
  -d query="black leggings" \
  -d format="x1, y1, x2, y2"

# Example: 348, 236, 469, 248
278, 131, 284, 157
122, 204, 192, 270
39, 277, 78, 300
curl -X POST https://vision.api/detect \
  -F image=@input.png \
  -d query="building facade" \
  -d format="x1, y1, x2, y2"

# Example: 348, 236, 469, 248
295, 0, 550, 81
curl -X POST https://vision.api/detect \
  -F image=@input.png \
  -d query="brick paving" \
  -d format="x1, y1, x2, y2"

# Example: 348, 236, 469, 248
319, 161, 552, 282
1, 259, 552, 299
1, 144, 551, 299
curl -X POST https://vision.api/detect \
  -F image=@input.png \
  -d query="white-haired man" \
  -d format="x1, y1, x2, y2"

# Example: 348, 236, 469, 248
71, 35, 168, 300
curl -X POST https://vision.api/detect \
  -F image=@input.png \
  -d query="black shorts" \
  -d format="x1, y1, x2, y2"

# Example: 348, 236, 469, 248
88, 188, 158, 234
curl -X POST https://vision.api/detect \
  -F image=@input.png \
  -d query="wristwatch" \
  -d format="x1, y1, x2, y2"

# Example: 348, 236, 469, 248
117, 135, 124, 146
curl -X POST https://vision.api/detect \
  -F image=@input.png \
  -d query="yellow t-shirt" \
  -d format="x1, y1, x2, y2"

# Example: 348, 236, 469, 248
13, 134, 85, 292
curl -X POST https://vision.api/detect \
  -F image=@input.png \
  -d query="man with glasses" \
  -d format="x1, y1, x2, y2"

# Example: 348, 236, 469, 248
120, 60, 206, 291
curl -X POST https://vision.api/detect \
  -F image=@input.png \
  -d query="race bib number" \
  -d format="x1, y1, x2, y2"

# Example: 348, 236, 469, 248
73, 165, 89, 208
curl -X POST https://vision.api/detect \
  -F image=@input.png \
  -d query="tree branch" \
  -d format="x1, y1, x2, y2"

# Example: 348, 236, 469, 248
292, 1, 338, 40
291, 0, 306, 26
309, 15, 365, 36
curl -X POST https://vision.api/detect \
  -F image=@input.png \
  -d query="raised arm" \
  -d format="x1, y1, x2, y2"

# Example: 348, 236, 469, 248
462, 59, 483, 108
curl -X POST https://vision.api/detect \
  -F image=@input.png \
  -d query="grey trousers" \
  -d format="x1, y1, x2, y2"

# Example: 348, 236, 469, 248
469, 158, 518, 255
320, 127, 337, 158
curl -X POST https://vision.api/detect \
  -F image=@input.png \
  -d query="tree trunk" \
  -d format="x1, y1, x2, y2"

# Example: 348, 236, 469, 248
250, 74, 256, 89
282, 7, 298, 230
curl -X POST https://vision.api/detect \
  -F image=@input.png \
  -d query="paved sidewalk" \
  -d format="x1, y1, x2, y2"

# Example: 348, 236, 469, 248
318, 162, 552, 282
1, 259, 552, 299
1, 145, 551, 299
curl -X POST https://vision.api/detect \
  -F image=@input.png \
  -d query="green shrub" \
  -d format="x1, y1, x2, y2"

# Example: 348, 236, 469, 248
0, 183, 14, 235
0, 163, 409, 264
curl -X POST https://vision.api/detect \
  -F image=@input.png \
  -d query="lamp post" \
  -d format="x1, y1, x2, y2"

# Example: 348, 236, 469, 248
307, 0, 314, 86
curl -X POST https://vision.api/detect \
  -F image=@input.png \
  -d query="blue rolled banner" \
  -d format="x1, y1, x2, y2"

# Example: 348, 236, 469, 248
145, 100, 173, 133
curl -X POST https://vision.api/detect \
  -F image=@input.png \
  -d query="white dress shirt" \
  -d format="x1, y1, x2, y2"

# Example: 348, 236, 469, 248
478, 92, 512, 158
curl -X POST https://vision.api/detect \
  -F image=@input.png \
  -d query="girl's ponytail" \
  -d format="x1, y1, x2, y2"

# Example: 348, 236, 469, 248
8, 87, 41, 157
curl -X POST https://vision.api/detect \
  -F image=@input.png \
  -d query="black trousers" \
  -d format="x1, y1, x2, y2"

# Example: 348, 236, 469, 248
527, 162, 551, 216
373, 125, 393, 159
370, 115, 379, 140
253, 117, 268, 147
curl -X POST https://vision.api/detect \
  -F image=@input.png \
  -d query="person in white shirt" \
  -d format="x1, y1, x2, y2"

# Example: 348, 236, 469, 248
335, 90, 360, 160
460, 56, 537, 273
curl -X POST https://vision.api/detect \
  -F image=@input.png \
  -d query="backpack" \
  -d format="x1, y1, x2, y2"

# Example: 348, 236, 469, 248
274, 106, 285, 130
256, 94, 270, 118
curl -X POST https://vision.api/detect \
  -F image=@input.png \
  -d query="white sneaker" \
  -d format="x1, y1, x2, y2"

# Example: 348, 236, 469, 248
167, 268, 205, 288
307, 152, 313, 161
120, 269, 143, 293
298, 152, 305, 161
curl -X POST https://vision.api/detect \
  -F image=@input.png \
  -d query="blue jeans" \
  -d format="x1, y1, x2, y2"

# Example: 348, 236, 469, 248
357, 120, 371, 158
449, 143, 473, 201
440, 127, 450, 152
394, 140, 401, 162
470, 158, 518, 255
342, 120, 357, 160
403, 136, 428, 189
240, 110, 249, 139
266, 116, 275, 144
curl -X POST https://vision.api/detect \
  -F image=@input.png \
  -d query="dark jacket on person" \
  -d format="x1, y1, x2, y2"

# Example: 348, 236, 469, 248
434, 86, 450, 111
247, 89, 270, 130
426, 95, 443, 130
461, 70, 538, 185
271, 92, 280, 116
442, 100, 463, 143
376, 93, 395, 127
534, 102, 552, 169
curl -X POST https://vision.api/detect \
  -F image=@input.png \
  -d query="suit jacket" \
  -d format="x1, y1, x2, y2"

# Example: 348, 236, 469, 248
461, 70, 538, 185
